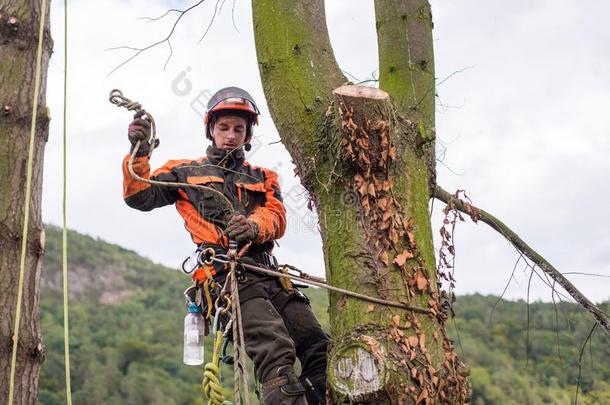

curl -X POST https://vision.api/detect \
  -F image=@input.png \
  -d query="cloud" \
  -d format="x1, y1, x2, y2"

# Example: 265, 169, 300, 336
43, 0, 609, 302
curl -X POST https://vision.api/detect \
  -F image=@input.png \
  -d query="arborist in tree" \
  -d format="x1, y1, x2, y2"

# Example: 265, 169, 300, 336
122, 87, 328, 405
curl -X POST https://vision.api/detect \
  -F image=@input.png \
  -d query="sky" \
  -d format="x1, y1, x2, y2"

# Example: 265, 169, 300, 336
42, 0, 610, 303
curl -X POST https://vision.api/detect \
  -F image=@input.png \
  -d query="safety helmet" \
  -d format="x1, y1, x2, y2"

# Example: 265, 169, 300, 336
205, 87, 260, 142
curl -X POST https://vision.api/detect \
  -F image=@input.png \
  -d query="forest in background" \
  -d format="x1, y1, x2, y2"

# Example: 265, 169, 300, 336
39, 226, 610, 404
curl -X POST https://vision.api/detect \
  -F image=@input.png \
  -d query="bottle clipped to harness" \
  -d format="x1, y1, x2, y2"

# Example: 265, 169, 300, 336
183, 302, 205, 365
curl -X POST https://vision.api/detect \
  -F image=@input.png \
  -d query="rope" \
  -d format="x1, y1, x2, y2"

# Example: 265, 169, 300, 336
210, 258, 433, 315
8, 0, 48, 403
203, 331, 230, 405
228, 245, 251, 405
108, 89, 236, 216
201, 248, 431, 405
62, 0, 73, 403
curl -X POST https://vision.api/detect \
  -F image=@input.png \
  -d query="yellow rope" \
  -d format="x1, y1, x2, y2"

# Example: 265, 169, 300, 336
8, 0, 48, 403
62, 0, 73, 403
203, 331, 231, 405
203, 279, 214, 319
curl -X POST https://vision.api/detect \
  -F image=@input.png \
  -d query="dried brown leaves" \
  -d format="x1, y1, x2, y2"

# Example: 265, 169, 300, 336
337, 102, 469, 404
339, 103, 419, 279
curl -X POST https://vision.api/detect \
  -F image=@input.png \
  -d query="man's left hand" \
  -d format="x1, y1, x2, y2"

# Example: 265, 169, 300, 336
225, 214, 259, 242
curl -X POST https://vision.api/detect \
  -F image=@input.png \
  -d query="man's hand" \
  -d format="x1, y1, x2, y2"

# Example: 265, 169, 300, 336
128, 112, 156, 156
225, 214, 259, 242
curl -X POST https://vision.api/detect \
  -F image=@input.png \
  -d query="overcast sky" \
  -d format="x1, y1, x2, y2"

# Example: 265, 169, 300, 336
43, 0, 609, 303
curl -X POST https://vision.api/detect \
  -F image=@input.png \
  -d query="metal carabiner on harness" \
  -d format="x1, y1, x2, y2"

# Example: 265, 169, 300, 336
211, 306, 235, 366
213, 289, 232, 315
181, 247, 217, 274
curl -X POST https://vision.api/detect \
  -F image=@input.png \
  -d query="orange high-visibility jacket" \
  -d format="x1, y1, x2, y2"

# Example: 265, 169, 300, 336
122, 146, 286, 249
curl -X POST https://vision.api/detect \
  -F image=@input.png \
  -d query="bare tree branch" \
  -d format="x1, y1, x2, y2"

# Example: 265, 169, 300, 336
197, 0, 221, 44
412, 65, 475, 110
231, 0, 239, 32
489, 255, 521, 325
525, 268, 534, 366
550, 278, 563, 361
575, 322, 598, 404
107, 0, 207, 76
563, 272, 610, 279
138, 8, 182, 23
434, 185, 610, 337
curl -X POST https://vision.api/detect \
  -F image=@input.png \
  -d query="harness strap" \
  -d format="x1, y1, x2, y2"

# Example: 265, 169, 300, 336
202, 279, 214, 319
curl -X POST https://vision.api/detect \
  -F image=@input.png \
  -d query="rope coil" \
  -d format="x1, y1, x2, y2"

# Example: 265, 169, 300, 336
203, 330, 230, 405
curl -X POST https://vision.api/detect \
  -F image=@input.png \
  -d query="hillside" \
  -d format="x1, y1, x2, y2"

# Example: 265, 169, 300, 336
39, 226, 609, 404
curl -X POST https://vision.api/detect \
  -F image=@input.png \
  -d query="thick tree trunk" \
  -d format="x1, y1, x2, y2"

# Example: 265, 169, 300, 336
0, 1, 52, 403
253, 1, 468, 403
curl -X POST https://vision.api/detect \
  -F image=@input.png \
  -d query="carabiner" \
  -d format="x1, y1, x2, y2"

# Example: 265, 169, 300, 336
200, 247, 216, 266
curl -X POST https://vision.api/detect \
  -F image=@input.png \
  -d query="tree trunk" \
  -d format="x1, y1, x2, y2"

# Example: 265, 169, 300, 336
252, 1, 469, 403
0, 1, 52, 403
375, 0, 437, 194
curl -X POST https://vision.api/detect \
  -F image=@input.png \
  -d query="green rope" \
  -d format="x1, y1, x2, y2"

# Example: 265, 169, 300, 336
203, 330, 232, 405
62, 0, 73, 403
8, 0, 48, 403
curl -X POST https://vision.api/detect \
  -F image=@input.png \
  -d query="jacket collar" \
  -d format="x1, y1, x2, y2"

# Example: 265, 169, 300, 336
205, 145, 245, 170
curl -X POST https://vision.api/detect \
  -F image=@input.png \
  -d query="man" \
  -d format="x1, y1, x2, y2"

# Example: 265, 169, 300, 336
122, 87, 328, 404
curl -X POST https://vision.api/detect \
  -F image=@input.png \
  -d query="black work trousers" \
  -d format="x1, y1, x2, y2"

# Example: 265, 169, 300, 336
231, 270, 329, 404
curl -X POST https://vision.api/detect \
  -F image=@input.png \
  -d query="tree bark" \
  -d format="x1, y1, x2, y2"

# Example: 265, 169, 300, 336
375, 0, 436, 193
0, 1, 52, 403
252, 0, 346, 191
252, 1, 468, 403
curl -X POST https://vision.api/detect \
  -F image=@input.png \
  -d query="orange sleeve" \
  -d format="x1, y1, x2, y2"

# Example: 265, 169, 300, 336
248, 168, 287, 243
122, 154, 184, 211
122, 154, 152, 199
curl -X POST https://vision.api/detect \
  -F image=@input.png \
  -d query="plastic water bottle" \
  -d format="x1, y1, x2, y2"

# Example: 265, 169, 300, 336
183, 302, 204, 365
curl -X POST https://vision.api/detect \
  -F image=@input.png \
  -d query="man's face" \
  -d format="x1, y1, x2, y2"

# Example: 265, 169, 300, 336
212, 115, 248, 151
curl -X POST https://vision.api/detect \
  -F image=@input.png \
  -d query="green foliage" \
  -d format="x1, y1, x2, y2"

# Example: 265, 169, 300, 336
450, 294, 610, 405
40, 226, 205, 404
39, 227, 610, 403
